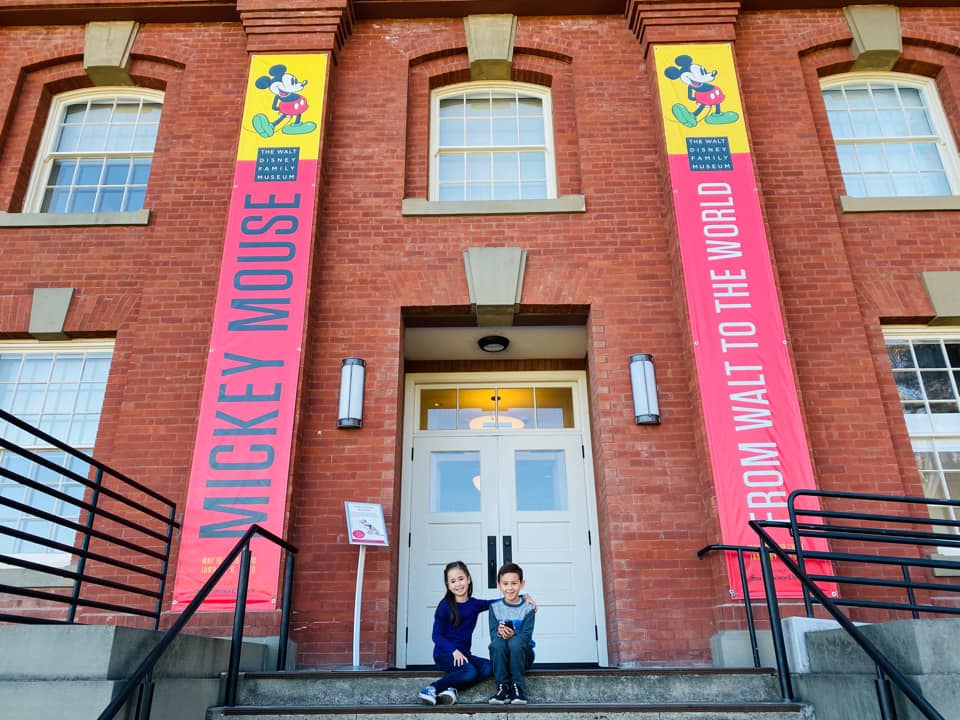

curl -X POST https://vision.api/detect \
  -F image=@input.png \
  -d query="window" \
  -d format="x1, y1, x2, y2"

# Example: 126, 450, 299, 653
885, 332, 960, 540
419, 385, 574, 431
26, 89, 162, 213
821, 74, 960, 198
431, 83, 555, 201
0, 342, 113, 563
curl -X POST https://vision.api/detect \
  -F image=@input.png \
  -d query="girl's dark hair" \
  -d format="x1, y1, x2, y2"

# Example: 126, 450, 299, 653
443, 560, 473, 626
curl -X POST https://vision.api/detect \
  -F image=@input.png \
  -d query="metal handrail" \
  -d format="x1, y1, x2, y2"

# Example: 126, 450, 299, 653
97, 523, 298, 720
0, 409, 178, 628
750, 520, 944, 720
700, 489, 960, 719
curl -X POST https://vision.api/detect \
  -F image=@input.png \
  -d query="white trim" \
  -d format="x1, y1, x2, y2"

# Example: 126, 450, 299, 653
880, 329, 960, 553
429, 81, 557, 202
883, 325, 960, 340
820, 73, 960, 198
0, 340, 116, 569
397, 370, 608, 667
24, 87, 164, 214
0, 338, 116, 353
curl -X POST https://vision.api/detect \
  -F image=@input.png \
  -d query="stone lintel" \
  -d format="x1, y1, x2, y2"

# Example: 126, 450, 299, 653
29, 288, 74, 341
464, 247, 527, 327
921, 271, 960, 326
464, 14, 518, 81
84, 21, 139, 86
843, 4, 901, 72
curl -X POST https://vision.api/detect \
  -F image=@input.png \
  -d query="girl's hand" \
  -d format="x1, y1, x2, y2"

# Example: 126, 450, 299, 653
452, 649, 467, 666
524, 594, 537, 611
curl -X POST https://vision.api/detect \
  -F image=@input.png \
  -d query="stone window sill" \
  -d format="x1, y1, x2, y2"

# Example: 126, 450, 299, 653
0, 210, 151, 227
840, 195, 960, 213
402, 195, 586, 216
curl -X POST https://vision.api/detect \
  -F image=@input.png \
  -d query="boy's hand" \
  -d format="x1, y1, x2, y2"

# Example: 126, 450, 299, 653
497, 621, 514, 639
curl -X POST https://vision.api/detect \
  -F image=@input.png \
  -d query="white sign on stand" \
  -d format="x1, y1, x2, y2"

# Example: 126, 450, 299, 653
344, 502, 389, 669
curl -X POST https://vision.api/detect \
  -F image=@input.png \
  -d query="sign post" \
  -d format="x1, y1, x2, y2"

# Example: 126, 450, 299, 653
344, 501, 388, 668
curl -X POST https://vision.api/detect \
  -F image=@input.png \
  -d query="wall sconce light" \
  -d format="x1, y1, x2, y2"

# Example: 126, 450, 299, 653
338, 358, 366, 429
629, 353, 660, 425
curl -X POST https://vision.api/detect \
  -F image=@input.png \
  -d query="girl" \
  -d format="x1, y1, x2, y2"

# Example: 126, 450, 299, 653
417, 561, 534, 705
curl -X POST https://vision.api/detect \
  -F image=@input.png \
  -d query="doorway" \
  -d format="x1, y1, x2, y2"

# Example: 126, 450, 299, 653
397, 372, 607, 666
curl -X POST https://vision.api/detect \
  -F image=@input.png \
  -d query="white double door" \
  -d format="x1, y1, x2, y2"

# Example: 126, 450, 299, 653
401, 431, 604, 666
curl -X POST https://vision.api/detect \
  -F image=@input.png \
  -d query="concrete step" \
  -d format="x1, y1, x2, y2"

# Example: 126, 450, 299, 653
209, 668, 812, 720
230, 668, 787, 707
209, 701, 811, 720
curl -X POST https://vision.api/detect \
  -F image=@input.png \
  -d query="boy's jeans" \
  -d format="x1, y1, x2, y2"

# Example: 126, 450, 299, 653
432, 652, 492, 692
489, 636, 534, 686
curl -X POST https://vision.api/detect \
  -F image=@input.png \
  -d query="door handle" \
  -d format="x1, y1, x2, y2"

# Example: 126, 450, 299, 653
502, 535, 512, 564
487, 536, 497, 588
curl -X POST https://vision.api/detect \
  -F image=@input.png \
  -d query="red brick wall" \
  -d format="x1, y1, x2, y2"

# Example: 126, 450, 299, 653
1, 6, 959, 668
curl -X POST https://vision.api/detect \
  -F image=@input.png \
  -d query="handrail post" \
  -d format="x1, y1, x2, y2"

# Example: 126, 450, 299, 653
135, 671, 155, 720
735, 549, 761, 668
225, 546, 252, 707
788, 498, 814, 618
875, 664, 899, 720
902, 566, 919, 620
277, 552, 295, 671
153, 504, 178, 631
760, 541, 794, 701
68, 467, 103, 624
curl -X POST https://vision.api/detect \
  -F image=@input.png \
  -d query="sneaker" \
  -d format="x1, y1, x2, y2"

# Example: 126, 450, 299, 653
437, 688, 458, 705
488, 683, 512, 704
417, 685, 437, 705
511, 683, 528, 705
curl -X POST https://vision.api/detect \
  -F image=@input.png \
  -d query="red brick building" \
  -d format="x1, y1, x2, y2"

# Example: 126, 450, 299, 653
0, 0, 958, 670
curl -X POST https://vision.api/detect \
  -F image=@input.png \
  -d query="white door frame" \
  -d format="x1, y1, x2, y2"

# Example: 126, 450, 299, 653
396, 370, 608, 667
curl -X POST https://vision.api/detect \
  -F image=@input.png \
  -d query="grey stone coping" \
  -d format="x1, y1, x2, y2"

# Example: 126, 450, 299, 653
0, 564, 74, 588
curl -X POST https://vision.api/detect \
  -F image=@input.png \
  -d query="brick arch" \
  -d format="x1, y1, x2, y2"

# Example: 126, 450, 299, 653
404, 45, 581, 199
0, 53, 182, 212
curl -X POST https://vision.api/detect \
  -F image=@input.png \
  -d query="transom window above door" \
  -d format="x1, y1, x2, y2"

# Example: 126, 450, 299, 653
430, 82, 556, 202
419, 385, 574, 431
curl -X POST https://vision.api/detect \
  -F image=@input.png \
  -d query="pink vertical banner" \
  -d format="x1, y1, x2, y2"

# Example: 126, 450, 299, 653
172, 54, 328, 611
653, 44, 834, 598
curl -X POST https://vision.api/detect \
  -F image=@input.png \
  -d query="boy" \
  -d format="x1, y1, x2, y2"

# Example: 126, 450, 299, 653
487, 562, 536, 705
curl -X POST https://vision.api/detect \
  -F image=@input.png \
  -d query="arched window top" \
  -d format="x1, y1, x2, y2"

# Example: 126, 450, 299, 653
430, 81, 556, 202
820, 73, 960, 198
25, 87, 164, 214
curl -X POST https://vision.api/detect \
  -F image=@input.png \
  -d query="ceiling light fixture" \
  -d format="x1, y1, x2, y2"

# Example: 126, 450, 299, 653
478, 335, 510, 353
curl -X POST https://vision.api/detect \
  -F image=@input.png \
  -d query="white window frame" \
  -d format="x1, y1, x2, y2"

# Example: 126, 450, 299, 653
0, 340, 115, 568
23, 87, 163, 214
429, 81, 557, 202
884, 327, 960, 551
821, 73, 960, 198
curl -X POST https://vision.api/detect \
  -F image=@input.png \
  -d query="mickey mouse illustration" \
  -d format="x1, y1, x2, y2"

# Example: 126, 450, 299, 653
663, 55, 739, 128
251, 64, 317, 138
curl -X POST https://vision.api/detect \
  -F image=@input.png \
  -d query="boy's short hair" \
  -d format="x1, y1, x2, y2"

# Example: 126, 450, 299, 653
497, 561, 524, 581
